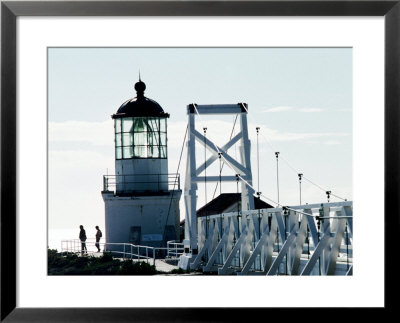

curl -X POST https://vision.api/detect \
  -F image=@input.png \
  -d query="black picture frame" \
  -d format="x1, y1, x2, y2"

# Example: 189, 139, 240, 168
1, 0, 398, 321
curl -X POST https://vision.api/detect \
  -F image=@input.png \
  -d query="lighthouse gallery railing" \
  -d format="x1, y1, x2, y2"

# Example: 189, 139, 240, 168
102, 173, 180, 193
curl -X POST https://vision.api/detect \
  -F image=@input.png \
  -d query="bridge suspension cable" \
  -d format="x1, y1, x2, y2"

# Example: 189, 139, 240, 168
212, 114, 239, 200
191, 105, 282, 209
160, 124, 188, 247
191, 104, 345, 218
237, 103, 348, 202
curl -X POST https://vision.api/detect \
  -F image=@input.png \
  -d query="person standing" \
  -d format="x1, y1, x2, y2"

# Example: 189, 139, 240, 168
95, 226, 102, 252
79, 225, 87, 255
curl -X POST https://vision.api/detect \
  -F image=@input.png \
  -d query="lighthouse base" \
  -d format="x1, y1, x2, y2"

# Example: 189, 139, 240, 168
102, 190, 181, 249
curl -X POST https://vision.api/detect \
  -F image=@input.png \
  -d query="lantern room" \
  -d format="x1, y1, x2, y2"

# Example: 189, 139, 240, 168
111, 79, 170, 193
114, 116, 167, 159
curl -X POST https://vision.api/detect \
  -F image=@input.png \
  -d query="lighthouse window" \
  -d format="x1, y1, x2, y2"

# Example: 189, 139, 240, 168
160, 132, 167, 146
123, 133, 133, 146
115, 147, 122, 159
134, 146, 145, 157
115, 117, 167, 159
133, 132, 146, 145
160, 118, 166, 132
115, 133, 122, 147
115, 119, 122, 133
122, 118, 133, 132
123, 146, 133, 159
151, 146, 160, 158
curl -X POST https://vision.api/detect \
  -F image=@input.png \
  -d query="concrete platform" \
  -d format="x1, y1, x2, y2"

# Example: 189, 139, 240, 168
153, 259, 179, 272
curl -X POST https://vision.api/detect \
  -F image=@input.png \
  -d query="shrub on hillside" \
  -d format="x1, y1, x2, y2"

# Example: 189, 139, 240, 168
48, 249, 157, 275
118, 260, 157, 275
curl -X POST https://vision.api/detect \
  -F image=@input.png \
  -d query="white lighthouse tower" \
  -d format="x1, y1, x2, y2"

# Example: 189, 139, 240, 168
102, 79, 181, 249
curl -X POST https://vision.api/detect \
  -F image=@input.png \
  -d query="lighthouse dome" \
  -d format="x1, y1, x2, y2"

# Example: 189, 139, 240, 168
112, 80, 169, 118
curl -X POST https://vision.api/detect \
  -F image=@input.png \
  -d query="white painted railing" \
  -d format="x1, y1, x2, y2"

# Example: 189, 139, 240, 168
190, 201, 353, 275
166, 240, 185, 258
60, 239, 183, 266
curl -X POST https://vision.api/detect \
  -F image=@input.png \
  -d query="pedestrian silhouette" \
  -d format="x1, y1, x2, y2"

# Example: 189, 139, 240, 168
95, 226, 102, 252
79, 225, 87, 255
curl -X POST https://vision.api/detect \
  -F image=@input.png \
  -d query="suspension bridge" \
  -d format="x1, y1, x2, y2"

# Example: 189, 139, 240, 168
178, 103, 352, 275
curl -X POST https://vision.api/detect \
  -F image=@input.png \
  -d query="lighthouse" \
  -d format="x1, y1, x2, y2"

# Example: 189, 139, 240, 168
102, 79, 181, 249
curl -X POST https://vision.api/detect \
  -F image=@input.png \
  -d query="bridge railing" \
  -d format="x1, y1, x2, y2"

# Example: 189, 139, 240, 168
191, 201, 353, 276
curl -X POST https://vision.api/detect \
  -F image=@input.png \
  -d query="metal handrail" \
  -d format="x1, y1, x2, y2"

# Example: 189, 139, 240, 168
61, 240, 157, 265
60, 239, 185, 266
166, 240, 185, 258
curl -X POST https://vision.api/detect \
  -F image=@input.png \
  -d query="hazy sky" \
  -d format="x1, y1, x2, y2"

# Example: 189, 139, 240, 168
48, 47, 352, 233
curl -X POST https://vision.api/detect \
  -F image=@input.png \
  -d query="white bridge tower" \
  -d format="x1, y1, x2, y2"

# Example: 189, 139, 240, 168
183, 103, 255, 256
178, 103, 353, 276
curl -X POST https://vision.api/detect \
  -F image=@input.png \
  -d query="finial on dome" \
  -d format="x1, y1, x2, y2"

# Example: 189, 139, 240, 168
135, 73, 146, 98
